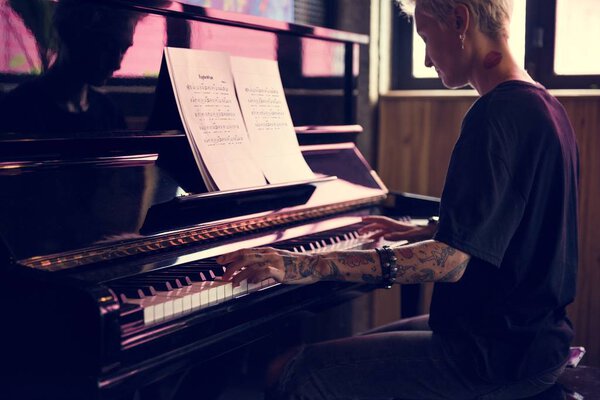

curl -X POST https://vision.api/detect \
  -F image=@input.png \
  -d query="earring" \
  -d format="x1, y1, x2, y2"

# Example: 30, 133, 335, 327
459, 34, 465, 50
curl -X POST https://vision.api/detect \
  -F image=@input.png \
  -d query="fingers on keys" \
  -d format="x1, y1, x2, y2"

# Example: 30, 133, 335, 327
218, 248, 282, 286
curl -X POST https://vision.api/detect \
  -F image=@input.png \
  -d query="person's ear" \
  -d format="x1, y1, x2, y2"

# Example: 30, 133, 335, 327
453, 3, 470, 35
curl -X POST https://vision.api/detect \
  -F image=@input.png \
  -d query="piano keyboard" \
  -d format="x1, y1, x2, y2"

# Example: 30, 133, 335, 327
109, 224, 375, 327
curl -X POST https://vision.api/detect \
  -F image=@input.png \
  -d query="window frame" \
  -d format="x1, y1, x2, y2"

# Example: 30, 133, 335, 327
392, 0, 600, 90
391, 10, 447, 90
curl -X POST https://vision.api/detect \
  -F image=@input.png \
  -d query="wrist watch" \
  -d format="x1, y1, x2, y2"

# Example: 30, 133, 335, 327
416, 216, 439, 227
427, 216, 439, 225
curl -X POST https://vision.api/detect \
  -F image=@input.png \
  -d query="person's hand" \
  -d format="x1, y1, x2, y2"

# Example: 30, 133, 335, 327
217, 247, 316, 286
358, 216, 435, 242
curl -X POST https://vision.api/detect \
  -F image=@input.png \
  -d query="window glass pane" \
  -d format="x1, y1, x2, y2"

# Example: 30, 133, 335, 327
412, 2, 526, 78
555, 0, 600, 75
178, 0, 294, 22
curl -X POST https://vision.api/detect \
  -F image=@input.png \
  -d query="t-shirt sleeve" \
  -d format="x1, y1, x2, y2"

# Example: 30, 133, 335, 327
434, 111, 527, 267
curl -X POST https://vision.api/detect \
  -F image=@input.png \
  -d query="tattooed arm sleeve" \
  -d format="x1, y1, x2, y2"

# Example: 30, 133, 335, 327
292, 240, 470, 285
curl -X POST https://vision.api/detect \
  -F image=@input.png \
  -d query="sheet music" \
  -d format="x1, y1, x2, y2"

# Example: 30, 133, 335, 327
164, 47, 266, 191
231, 56, 315, 184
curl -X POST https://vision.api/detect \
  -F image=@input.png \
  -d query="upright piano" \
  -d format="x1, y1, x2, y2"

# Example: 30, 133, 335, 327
0, 1, 438, 398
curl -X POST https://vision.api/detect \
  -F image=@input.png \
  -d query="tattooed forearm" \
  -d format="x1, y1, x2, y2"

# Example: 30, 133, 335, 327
417, 246, 457, 268
317, 260, 344, 281
298, 255, 321, 278
361, 273, 382, 284
281, 241, 469, 285
437, 258, 468, 282
282, 254, 319, 283
412, 268, 435, 282
392, 241, 469, 284
396, 264, 417, 278
282, 255, 299, 281
337, 252, 376, 268
282, 254, 346, 283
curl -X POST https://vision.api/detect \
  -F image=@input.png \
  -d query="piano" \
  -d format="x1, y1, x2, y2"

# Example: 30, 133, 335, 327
0, 1, 439, 398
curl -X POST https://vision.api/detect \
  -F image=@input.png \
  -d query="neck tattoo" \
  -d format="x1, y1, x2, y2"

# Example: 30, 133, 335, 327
483, 51, 503, 69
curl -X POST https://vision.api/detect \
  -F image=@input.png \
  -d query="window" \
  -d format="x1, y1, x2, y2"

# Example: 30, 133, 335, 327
554, 0, 600, 76
392, 0, 600, 89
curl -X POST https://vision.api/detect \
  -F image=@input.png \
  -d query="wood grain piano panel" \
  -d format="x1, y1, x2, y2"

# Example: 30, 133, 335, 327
377, 91, 600, 366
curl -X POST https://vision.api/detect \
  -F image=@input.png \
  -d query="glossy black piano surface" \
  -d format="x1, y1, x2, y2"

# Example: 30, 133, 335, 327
0, 0, 366, 133
0, 1, 438, 399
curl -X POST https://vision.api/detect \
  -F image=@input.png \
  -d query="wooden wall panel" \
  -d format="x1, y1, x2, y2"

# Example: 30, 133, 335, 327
560, 97, 600, 368
377, 91, 600, 366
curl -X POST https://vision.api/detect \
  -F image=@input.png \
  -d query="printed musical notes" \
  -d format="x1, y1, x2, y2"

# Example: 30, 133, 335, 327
163, 47, 314, 192
164, 47, 266, 191
231, 56, 314, 184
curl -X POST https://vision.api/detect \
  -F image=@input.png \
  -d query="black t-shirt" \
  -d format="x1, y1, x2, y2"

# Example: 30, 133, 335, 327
431, 81, 578, 383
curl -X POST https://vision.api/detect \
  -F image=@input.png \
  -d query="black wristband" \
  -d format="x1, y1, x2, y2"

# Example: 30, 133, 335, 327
375, 245, 398, 289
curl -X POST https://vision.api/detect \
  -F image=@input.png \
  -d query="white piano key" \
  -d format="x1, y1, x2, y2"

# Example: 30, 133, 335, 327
263, 278, 277, 288
232, 280, 248, 297
194, 281, 221, 306
178, 286, 202, 309
142, 303, 154, 324
155, 288, 188, 315
208, 284, 218, 305
199, 285, 210, 307
161, 298, 174, 319
248, 281, 262, 292
223, 282, 233, 300
124, 296, 168, 324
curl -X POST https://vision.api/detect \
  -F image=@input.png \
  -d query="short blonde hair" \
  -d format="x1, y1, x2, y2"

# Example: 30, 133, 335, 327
397, 0, 513, 40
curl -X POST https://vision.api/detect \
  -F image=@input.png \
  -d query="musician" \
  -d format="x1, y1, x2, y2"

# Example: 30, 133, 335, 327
0, 0, 136, 134
217, 0, 579, 398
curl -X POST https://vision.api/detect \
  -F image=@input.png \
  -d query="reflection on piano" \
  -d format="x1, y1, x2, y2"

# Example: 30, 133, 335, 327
0, 1, 439, 399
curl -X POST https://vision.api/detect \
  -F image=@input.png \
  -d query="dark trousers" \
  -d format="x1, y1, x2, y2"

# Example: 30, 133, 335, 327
269, 315, 564, 400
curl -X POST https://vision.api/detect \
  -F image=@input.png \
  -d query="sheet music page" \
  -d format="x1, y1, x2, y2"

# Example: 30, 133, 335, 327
164, 47, 267, 191
230, 56, 315, 184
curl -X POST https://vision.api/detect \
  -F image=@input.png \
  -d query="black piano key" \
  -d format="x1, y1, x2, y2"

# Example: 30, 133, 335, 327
270, 224, 367, 254
172, 265, 225, 279
112, 287, 146, 299
186, 258, 218, 266
273, 243, 297, 251
134, 276, 183, 286
166, 269, 209, 282
171, 265, 218, 272
128, 278, 177, 291
170, 266, 215, 277
147, 272, 193, 286
149, 281, 174, 291
199, 265, 226, 276
183, 267, 217, 280
110, 283, 157, 297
